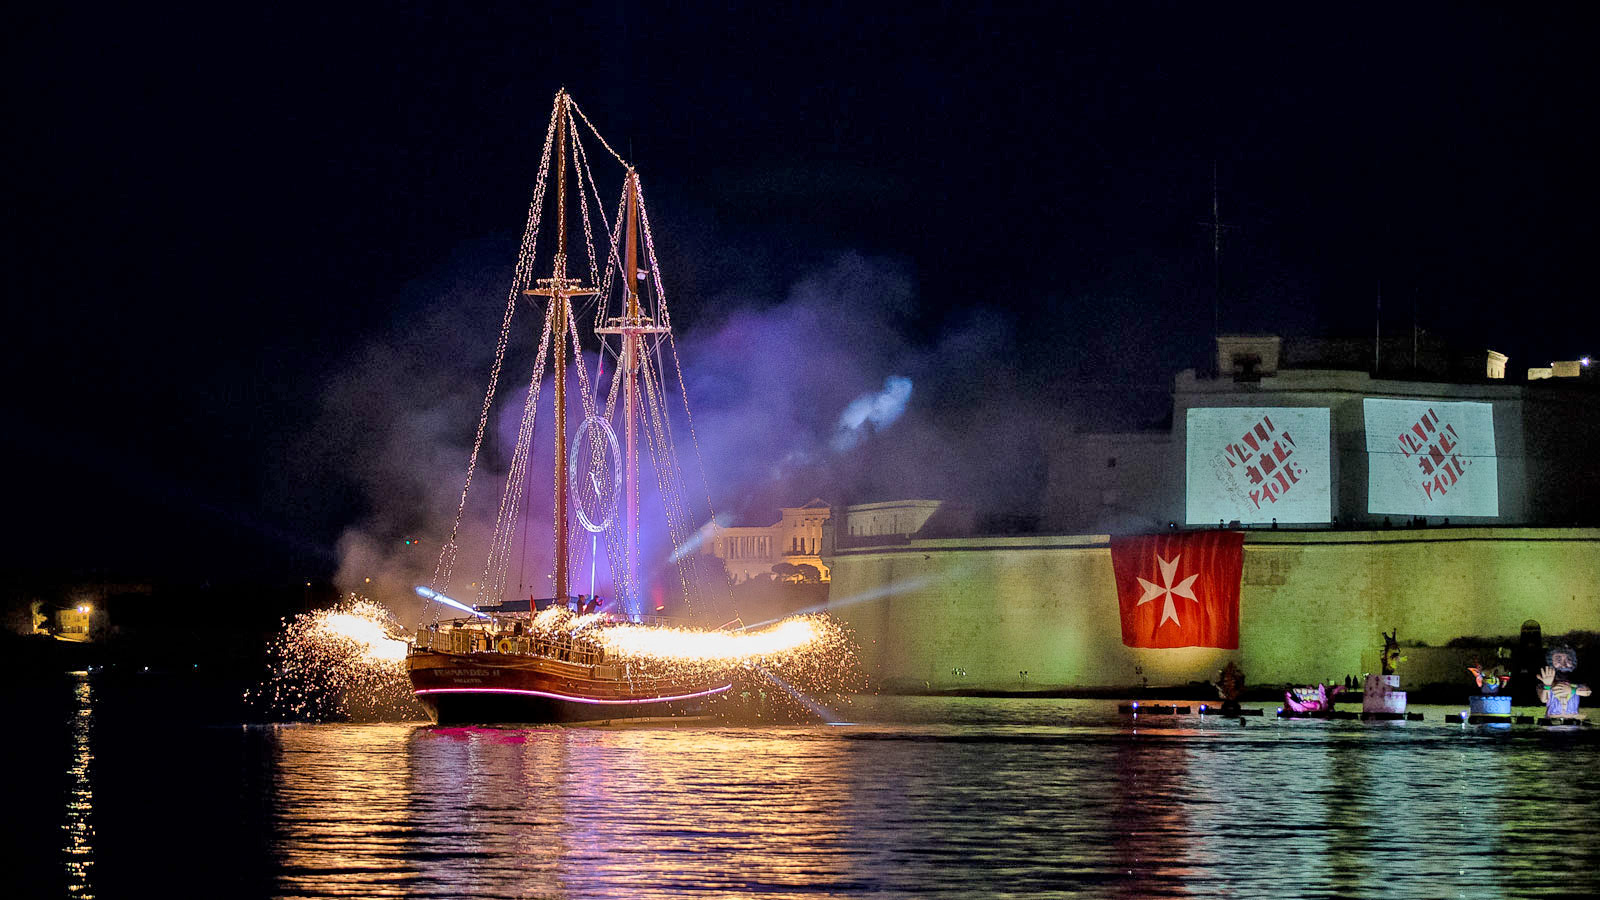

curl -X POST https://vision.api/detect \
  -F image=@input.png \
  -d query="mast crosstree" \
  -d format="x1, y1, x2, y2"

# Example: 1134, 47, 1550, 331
523, 91, 598, 602
595, 168, 670, 603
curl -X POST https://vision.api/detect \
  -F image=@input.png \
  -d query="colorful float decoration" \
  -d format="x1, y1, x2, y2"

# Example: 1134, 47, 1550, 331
1537, 646, 1591, 722
1362, 628, 1408, 716
1284, 682, 1343, 714
1467, 659, 1512, 716
1216, 661, 1245, 715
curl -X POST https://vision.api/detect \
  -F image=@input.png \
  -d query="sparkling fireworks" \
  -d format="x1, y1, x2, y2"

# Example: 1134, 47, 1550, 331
250, 596, 422, 721
252, 594, 860, 724
531, 608, 863, 721
522, 606, 843, 667
596, 616, 828, 664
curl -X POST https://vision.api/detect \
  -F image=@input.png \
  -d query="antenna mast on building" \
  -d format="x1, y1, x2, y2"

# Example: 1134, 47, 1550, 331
1412, 287, 1419, 369
1375, 279, 1382, 373
1202, 162, 1237, 350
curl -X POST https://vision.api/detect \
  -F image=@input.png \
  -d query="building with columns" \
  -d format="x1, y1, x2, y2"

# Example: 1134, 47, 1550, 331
708, 499, 832, 583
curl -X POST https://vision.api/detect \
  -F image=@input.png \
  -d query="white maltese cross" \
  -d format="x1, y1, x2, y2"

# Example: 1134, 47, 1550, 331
1136, 553, 1200, 628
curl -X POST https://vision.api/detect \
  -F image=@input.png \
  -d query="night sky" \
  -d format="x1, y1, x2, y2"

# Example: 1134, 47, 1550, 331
9, 2, 1596, 588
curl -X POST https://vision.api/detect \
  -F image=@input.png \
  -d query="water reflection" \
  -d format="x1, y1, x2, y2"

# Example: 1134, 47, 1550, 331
259, 709, 1600, 898
1110, 734, 1193, 897
65, 673, 95, 899
39, 697, 1600, 898
273, 724, 422, 897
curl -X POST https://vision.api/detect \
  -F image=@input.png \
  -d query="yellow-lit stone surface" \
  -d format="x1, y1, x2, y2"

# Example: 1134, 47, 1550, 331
828, 528, 1600, 690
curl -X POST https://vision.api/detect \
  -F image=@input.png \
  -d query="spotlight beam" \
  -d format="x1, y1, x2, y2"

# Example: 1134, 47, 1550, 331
414, 585, 491, 619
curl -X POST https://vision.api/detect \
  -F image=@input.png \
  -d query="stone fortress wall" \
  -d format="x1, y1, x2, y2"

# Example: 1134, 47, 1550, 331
827, 528, 1600, 691
826, 338, 1599, 691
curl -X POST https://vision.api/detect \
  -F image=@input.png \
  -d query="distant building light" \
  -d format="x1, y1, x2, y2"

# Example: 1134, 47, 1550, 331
78, 605, 89, 613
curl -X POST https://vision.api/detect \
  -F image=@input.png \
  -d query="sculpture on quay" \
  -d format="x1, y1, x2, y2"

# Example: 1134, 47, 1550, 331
1284, 682, 1343, 714
1216, 661, 1245, 715
1363, 628, 1408, 715
1467, 657, 1513, 716
1537, 646, 1591, 721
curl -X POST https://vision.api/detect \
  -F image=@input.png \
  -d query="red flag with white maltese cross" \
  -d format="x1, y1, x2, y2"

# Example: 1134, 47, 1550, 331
1110, 531, 1244, 649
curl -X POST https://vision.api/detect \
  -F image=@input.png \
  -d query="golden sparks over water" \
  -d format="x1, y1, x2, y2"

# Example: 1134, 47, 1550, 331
597, 617, 826, 663
255, 596, 860, 723
251, 596, 421, 721
557, 610, 864, 721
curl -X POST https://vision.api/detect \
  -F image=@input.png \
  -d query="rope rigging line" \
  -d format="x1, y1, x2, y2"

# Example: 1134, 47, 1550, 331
570, 122, 606, 318
568, 98, 632, 169
637, 173, 735, 615
424, 91, 737, 625
640, 178, 731, 613
427, 95, 560, 624
636, 368, 688, 609
564, 302, 607, 590
479, 300, 556, 606
587, 175, 629, 342
638, 347, 701, 611
634, 177, 673, 332
484, 307, 556, 601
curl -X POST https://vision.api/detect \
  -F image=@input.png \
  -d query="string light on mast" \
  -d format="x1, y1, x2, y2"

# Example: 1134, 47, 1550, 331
417, 90, 782, 638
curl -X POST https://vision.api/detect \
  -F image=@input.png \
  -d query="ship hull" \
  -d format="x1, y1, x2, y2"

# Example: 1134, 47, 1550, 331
408, 649, 731, 725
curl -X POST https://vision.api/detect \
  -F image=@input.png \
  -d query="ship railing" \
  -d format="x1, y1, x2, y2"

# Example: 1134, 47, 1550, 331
421, 611, 707, 631
413, 628, 608, 667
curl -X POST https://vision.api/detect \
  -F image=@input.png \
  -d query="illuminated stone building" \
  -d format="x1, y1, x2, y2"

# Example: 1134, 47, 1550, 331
708, 499, 831, 583
28, 582, 150, 642
839, 500, 967, 541
1046, 335, 1600, 533
33, 595, 120, 642
827, 337, 1600, 692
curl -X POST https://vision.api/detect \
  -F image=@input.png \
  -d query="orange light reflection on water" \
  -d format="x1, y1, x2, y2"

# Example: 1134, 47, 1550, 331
65, 674, 95, 900
269, 723, 851, 897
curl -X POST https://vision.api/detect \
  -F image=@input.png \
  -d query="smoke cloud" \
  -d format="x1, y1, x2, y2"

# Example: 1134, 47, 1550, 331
833, 376, 914, 451
315, 251, 1047, 622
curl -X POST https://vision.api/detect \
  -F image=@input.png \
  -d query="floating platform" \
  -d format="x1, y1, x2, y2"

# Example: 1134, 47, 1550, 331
1117, 704, 1264, 717
1278, 709, 1356, 720
1453, 713, 1591, 727
1275, 709, 1423, 721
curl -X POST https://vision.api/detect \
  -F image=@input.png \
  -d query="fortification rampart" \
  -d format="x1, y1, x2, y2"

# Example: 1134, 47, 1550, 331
826, 528, 1600, 691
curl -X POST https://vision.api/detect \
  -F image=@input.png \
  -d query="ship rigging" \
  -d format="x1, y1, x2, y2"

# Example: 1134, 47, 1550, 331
405, 90, 827, 724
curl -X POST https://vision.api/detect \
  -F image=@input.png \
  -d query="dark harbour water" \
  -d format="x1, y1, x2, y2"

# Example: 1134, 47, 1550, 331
11, 676, 1600, 899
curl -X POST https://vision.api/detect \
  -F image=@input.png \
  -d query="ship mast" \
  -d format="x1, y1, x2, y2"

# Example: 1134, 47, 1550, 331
596, 169, 669, 603
524, 91, 596, 604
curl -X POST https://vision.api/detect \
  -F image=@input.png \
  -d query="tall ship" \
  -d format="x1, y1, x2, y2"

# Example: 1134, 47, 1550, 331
407, 91, 738, 724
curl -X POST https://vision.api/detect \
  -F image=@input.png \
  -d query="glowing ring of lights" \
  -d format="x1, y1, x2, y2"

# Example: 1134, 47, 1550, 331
569, 415, 621, 533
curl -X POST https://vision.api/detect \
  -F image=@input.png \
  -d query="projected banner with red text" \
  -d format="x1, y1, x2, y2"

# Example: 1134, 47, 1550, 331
1185, 407, 1331, 525
1364, 398, 1498, 517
